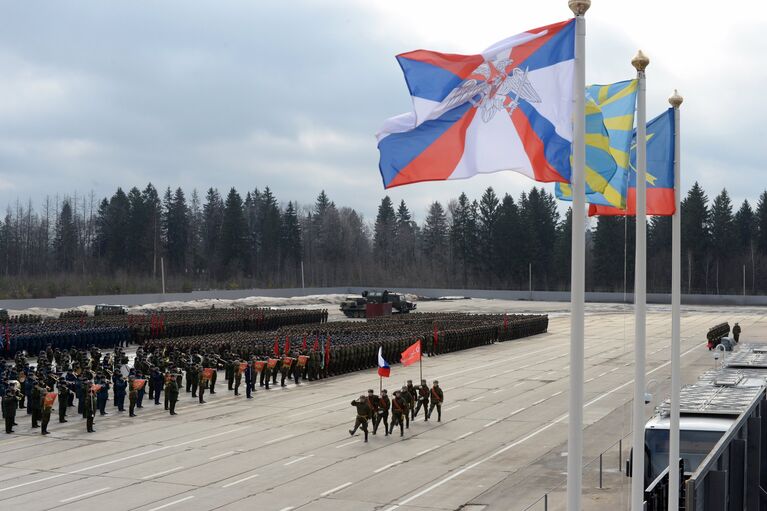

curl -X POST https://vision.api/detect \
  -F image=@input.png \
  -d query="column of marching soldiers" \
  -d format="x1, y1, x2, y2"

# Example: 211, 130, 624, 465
0, 307, 548, 440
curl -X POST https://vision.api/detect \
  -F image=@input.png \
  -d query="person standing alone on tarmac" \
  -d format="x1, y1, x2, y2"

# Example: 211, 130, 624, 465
733, 323, 741, 342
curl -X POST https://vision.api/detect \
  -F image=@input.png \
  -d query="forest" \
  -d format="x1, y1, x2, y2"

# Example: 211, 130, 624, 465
0, 182, 764, 299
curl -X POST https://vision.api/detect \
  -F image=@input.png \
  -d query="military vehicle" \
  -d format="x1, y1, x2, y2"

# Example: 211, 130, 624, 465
340, 290, 416, 318
94, 304, 127, 316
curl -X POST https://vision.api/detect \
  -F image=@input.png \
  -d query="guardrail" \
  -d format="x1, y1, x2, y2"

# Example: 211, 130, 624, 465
644, 459, 684, 511
684, 391, 766, 510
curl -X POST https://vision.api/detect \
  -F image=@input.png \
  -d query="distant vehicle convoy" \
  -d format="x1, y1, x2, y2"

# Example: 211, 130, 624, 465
340, 290, 416, 318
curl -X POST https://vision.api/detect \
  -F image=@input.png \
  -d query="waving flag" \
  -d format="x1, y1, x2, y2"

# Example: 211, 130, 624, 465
589, 108, 675, 216
378, 19, 609, 189
377, 347, 391, 378
557, 79, 638, 207
401, 340, 422, 367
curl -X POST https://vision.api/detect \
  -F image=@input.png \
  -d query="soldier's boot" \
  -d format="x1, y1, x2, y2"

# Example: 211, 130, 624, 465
363, 428, 368, 443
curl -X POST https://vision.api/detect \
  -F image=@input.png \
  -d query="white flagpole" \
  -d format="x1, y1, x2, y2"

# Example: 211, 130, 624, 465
668, 90, 683, 511
630, 49, 649, 511
567, 1, 589, 509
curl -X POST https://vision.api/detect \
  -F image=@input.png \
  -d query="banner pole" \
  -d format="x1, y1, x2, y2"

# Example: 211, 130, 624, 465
668, 89, 683, 511
567, 2, 589, 510
630, 49, 650, 511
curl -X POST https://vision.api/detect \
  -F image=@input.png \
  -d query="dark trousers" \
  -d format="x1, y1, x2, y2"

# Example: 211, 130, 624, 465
198, 386, 205, 403
116, 394, 125, 412
191, 380, 198, 397
373, 411, 389, 435
129, 399, 136, 417
351, 416, 368, 440
4, 416, 13, 433
31, 408, 40, 427
41, 413, 50, 434
245, 380, 252, 398
414, 399, 428, 419
153, 388, 161, 405
86, 415, 94, 432
58, 404, 67, 422
428, 402, 442, 421
390, 412, 404, 435
169, 399, 177, 415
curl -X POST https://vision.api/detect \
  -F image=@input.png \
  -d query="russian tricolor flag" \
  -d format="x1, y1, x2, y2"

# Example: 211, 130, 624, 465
377, 346, 391, 378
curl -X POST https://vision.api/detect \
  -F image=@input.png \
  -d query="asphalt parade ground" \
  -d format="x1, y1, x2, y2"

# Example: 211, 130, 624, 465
0, 303, 763, 511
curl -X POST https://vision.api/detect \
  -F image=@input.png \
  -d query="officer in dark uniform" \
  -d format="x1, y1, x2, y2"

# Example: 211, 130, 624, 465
733, 323, 741, 342
2, 388, 16, 433
166, 377, 179, 415
40, 385, 52, 435
57, 381, 69, 423
374, 389, 390, 436
244, 359, 254, 399
84, 384, 97, 433
30, 377, 42, 428
128, 378, 138, 417
389, 390, 406, 437
400, 385, 412, 429
233, 360, 243, 396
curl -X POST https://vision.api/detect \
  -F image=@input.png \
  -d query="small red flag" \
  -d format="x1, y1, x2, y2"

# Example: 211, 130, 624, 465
284, 335, 291, 356
401, 340, 422, 367
312, 336, 320, 353
325, 335, 331, 366
302, 334, 307, 352
273, 337, 280, 357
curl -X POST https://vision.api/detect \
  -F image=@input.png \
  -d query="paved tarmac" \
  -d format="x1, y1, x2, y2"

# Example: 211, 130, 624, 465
0, 306, 762, 511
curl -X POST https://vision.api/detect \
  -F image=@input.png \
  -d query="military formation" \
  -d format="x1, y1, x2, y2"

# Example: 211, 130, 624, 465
0, 308, 548, 441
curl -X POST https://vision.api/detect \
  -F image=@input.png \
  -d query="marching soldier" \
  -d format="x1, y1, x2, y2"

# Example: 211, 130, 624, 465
414, 379, 430, 421
427, 380, 444, 422
374, 389, 390, 436
30, 377, 42, 429
400, 385, 412, 429
233, 360, 243, 396
348, 395, 371, 443
197, 367, 207, 404
244, 359, 254, 399
389, 390, 406, 437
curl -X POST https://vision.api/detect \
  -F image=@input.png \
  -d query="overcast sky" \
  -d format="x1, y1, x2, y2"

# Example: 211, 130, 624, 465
0, 0, 764, 222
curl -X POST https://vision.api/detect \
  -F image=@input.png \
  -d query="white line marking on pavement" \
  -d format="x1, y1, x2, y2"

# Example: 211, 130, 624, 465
209, 451, 234, 460
456, 431, 474, 440
443, 405, 460, 412
147, 495, 195, 511
383, 342, 702, 510
60, 487, 111, 503
585, 378, 595, 383
320, 481, 352, 497
142, 466, 183, 479
336, 439, 360, 448
278, 507, 295, 511
598, 372, 608, 378
491, 388, 504, 394
551, 391, 563, 397
222, 473, 259, 488
609, 367, 619, 373
374, 460, 403, 473
416, 446, 439, 456
483, 420, 499, 428
264, 434, 295, 445
0, 427, 248, 493
531, 398, 545, 406
488, 373, 498, 378
508, 407, 526, 416
469, 396, 485, 402
284, 454, 314, 466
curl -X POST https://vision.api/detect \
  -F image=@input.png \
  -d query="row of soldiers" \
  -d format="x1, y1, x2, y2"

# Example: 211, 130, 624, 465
1, 307, 329, 357
349, 380, 445, 441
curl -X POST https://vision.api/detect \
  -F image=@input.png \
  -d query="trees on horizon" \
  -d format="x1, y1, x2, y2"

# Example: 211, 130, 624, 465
0, 182, 766, 297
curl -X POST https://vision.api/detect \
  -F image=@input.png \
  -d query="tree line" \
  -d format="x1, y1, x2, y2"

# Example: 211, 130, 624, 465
0, 183, 765, 298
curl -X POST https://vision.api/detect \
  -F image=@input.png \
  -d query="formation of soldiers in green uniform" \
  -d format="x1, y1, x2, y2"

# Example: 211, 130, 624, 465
1, 307, 328, 356
1, 309, 548, 440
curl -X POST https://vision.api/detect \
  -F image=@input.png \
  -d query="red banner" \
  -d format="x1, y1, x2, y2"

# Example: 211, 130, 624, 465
254, 361, 266, 372
91, 384, 103, 393
282, 357, 294, 368
284, 336, 291, 356
401, 340, 422, 367
202, 368, 215, 380
238, 362, 248, 373
273, 338, 280, 357
297, 355, 309, 367
132, 379, 146, 391
312, 336, 319, 353
44, 393, 57, 408
267, 358, 278, 369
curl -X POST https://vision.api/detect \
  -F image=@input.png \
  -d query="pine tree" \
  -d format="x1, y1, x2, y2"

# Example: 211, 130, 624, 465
592, 216, 625, 291
202, 188, 225, 278
281, 201, 302, 283
219, 188, 247, 278
422, 201, 448, 280
478, 187, 500, 284
394, 200, 417, 273
164, 188, 189, 274
681, 182, 710, 293
373, 196, 397, 268
709, 189, 734, 293
53, 200, 77, 272
735, 199, 756, 293
495, 194, 519, 286
450, 193, 478, 287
